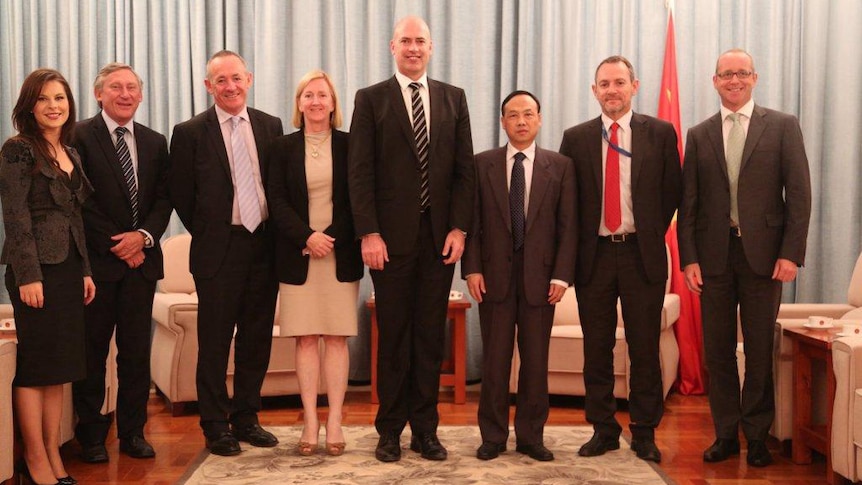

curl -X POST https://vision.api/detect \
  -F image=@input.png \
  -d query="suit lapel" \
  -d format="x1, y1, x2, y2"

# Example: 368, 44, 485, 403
289, 133, 309, 205
133, 122, 153, 210
587, 117, 604, 201
526, 149, 550, 236
92, 114, 134, 204
487, 148, 511, 233
248, 109, 271, 182
706, 112, 729, 184
388, 77, 420, 160
205, 107, 232, 180
428, 79, 443, 160
741, 105, 767, 174
629, 114, 645, 192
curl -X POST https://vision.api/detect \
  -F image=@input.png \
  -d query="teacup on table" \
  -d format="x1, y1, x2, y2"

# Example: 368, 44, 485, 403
807, 316, 834, 328
841, 324, 862, 336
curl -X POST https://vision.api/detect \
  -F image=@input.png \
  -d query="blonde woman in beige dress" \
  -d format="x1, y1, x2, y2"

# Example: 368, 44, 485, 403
267, 70, 362, 457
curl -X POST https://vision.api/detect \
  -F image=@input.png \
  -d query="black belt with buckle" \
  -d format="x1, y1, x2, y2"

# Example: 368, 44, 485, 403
600, 233, 637, 243
231, 221, 267, 233
730, 226, 742, 237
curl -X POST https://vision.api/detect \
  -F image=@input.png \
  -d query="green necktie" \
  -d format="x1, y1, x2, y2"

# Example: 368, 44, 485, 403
726, 113, 745, 226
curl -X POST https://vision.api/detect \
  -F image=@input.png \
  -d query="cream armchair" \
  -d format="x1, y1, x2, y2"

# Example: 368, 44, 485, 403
150, 233, 323, 416
510, 243, 680, 399
831, 334, 862, 482
0, 337, 15, 483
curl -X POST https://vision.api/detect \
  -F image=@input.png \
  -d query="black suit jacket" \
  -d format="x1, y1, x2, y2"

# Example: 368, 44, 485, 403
348, 76, 474, 254
559, 113, 681, 285
73, 114, 172, 282
169, 106, 284, 278
462, 146, 577, 306
267, 129, 363, 284
678, 105, 811, 276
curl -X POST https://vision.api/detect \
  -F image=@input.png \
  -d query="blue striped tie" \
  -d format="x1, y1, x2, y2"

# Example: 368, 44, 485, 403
114, 127, 139, 227
230, 116, 262, 232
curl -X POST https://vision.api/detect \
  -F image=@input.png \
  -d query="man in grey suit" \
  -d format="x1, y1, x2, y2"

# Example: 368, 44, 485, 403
678, 49, 811, 467
463, 90, 576, 462
348, 16, 474, 462
559, 56, 681, 463
169, 51, 283, 456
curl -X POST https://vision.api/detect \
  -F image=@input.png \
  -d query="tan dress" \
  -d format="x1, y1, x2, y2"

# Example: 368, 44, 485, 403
278, 131, 359, 337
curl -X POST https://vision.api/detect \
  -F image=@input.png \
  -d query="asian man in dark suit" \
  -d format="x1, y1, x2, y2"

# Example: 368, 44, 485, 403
559, 56, 681, 463
169, 50, 283, 456
678, 49, 811, 468
348, 16, 474, 462
463, 91, 576, 462
72, 63, 172, 463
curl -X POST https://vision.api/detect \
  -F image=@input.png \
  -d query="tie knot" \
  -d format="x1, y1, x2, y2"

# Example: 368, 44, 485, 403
610, 122, 619, 134
727, 113, 741, 123
409, 82, 422, 92
231, 116, 243, 130
115, 126, 128, 138
514, 152, 526, 164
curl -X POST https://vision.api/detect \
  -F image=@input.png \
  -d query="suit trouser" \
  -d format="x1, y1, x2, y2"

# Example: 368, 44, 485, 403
577, 238, 665, 440
193, 227, 278, 438
73, 269, 156, 444
477, 249, 555, 446
371, 211, 454, 436
701, 235, 781, 441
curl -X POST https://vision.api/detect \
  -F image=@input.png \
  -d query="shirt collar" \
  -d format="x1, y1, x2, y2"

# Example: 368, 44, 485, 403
101, 111, 134, 137
395, 71, 429, 91
215, 105, 250, 125
720, 98, 755, 121
601, 110, 633, 134
507, 142, 537, 162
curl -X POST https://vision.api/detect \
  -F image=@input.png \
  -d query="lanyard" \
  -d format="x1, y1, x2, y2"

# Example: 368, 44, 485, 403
602, 124, 633, 158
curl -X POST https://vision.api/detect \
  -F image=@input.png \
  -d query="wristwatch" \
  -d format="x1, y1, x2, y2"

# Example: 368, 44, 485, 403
138, 229, 154, 248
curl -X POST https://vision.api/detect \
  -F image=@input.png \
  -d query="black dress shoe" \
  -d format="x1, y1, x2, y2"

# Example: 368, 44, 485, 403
516, 442, 554, 461
232, 424, 278, 447
746, 440, 773, 467
578, 432, 620, 457
630, 439, 662, 463
205, 431, 242, 456
58, 476, 77, 485
119, 435, 156, 459
476, 441, 506, 460
80, 443, 109, 463
375, 432, 401, 462
702, 438, 740, 463
410, 433, 448, 460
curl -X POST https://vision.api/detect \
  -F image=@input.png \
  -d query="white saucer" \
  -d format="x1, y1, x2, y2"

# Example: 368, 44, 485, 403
803, 322, 834, 329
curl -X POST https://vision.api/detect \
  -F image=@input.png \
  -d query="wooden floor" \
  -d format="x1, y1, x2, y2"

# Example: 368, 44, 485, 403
53, 385, 835, 485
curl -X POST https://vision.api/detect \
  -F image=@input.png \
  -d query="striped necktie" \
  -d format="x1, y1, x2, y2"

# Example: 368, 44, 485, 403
114, 126, 139, 227
409, 82, 430, 210
230, 116, 262, 232
726, 113, 745, 226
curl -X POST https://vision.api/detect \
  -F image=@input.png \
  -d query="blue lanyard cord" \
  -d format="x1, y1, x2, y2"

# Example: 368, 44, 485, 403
602, 125, 633, 158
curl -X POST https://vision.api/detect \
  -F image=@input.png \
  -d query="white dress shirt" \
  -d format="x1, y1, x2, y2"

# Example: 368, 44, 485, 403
599, 110, 636, 236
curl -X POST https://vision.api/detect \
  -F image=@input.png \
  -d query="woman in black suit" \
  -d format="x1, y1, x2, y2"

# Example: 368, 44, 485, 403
0, 69, 96, 485
267, 70, 362, 457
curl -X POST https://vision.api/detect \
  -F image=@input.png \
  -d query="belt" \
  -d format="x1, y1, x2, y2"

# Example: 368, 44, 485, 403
231, 221, 268, 233
730, 226, 742, 237
599, 233, 636, 243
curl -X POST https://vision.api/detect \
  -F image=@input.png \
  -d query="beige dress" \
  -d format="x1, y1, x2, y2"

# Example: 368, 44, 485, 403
279, 131, 359, 337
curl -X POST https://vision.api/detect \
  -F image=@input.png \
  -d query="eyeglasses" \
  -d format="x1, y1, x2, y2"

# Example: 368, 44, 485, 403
716, 70, 754, 80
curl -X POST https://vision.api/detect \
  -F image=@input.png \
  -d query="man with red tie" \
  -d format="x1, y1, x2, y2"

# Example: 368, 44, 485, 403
559, 55, 681, 463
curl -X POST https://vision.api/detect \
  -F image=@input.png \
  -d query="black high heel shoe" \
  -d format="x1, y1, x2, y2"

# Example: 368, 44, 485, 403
15, 461, 61, 485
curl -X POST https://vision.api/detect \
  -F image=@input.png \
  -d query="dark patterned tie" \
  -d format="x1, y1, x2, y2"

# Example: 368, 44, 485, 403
409, 82, 430, 210
114, 127, 139, 227
511, 152, 526, 251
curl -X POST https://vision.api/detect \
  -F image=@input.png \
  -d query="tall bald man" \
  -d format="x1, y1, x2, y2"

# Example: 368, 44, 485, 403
348, 16, 475, 462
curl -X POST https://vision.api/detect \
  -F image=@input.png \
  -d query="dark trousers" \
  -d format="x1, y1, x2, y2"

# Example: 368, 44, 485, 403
702, 236, 781, 441
73, 269, 155, 444
371, 212, 454, 436
577, 238, 665, 440
477, 249, 555, 446
193, 228, 277, 438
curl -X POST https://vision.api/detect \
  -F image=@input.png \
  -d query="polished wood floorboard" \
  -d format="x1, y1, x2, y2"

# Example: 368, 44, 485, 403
56, 386, 833, 484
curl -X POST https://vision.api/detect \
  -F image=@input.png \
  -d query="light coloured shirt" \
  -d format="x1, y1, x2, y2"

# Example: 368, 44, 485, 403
214, 105, 268, 225
720, 98, 754, 149
395, 71, 430, 139
506, 142, 536, 216
599, 110, 635, 236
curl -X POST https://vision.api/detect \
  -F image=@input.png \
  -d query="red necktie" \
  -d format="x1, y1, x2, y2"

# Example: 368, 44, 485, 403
604, 122, 621, 232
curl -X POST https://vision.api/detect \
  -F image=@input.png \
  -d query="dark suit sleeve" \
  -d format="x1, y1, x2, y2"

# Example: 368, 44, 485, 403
168, 123, 196, 231
139, 134, 173, 241
72, 131, 125, 256
325, 133, 354, 247
461, 158, 483, 279
777, 116, 811, 266
347, 88, 379, 238
448, 88, 475, 233
677, 128, 700, 269
267, 138, 314, 248
661, 124, 682, 228
552, 155, 578, 284
0, 140, 42, 284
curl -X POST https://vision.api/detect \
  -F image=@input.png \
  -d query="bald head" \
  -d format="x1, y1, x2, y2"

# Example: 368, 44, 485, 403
390, 16, 433, 80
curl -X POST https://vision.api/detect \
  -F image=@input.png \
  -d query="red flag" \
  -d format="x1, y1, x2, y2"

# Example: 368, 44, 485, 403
659, 9, 707, 395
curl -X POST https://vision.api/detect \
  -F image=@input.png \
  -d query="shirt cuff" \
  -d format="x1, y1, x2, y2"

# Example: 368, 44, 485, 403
137, 229, 154, 248
550, 279, 569, 288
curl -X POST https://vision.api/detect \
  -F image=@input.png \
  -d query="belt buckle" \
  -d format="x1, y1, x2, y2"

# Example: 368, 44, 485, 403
610, 234, 626, 243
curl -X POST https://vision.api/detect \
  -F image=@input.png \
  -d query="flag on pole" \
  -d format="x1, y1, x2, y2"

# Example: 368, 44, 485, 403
658, 4, 707, 395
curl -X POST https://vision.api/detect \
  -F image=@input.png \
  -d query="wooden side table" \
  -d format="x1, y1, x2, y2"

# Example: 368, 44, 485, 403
783, 325, 843, 484
366, 297, 471, 404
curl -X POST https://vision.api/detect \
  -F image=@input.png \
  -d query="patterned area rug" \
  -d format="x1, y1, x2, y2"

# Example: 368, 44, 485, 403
179, 426, 674, 485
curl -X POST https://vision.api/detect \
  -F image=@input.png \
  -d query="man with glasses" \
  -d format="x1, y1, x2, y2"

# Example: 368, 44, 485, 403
678, 49, 811, 467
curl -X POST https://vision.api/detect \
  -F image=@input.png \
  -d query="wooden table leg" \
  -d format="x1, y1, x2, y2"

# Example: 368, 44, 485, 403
792, 339, 813, 464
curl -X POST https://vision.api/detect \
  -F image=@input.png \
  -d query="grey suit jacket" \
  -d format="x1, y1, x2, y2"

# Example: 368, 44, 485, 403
348, 76, 474, 255
462, 146, 577, 306
559, 113, 681, 285
678, 104, 811, 276
0, 137, 93, 285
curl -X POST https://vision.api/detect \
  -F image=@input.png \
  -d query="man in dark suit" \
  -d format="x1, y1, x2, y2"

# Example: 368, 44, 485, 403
72, 63, 171, 462
559, 56, 681, 463
169, 50, 283, 456
678, 49, 811, 468
463, 91, 576, 462
348, 16, 474, 462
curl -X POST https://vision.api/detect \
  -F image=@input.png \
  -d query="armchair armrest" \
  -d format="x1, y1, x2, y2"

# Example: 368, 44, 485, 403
152, 293, 199, 333
777, 303, 855, 320
661, 293, 681, 331
832, 336, 862, 482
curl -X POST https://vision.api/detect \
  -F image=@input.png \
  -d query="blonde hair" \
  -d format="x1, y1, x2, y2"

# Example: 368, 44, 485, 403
292, 69, 342, 129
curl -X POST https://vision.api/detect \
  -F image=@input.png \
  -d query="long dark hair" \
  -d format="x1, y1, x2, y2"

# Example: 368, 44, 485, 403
10, 68, 77, 171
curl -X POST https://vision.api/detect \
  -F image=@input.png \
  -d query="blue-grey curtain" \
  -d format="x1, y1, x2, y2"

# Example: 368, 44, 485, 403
1, 0, 860, 381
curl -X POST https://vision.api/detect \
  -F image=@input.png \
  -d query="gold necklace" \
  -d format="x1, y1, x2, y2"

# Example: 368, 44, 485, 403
305, 131, 331, 158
